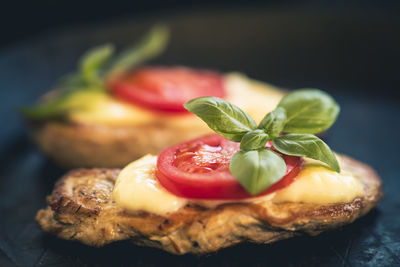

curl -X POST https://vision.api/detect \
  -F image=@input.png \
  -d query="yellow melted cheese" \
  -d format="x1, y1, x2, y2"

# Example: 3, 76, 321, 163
272, 159, 364, 204
66, 91, 154, 126
113, 155, 187, 214
112, 155, 364, 215
68, 73, 283, 126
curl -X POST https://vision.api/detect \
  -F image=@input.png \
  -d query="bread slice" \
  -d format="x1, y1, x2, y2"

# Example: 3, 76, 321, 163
26, 73, 284, 168
28, 118, 212, 168
36, 155, 382, 254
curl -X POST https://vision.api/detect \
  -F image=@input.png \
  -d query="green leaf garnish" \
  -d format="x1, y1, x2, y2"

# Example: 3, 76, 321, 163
20, 91, 107, 119
79, 44, 115, 86
184, 97, 257, 142
22, 25, 169, 120
106, 25, 169, 79
272, 133, 340, 172
240, 129, 269, 151
258, 107, 286, 138
20, 94, 71, 119
185, 89, 341, 195
230, 149, 286, 195
278, 89, 340, 134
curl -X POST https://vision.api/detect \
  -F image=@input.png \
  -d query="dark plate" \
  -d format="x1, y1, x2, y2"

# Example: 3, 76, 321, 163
0, 5, 399, 267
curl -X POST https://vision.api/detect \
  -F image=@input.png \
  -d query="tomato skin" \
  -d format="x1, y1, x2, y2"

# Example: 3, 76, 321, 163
156, 134, 303, 200
109, 67, 225, 112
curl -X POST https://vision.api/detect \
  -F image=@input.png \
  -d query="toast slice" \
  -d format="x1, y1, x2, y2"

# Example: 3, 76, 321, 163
26, 73, 284, 168
36, 155, 382, 254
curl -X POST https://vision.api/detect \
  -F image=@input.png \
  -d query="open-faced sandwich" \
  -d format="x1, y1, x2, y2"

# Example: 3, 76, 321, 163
21, 26, 284, 168
36, 89, 383, 254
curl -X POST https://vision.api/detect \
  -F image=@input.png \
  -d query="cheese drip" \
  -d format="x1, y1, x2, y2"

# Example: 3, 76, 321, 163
113, 155, 364, 215
113, 155, 187, 214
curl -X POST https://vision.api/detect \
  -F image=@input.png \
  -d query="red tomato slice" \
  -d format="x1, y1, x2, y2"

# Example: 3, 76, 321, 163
156, 134, 303, 199
109, 67, 225, 112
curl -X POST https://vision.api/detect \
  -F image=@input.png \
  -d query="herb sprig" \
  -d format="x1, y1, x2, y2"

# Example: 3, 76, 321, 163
184, 89, 340, 195
21, 25, 169, 119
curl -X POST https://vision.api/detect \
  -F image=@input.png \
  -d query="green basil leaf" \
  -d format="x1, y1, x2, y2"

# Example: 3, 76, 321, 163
230, 148, 287, 195
20, 95, 70, 119
22, 25, 168, 120
240, 129, 269, 150
278, 89, 340, 134
258, 107, 286, 138
272, 133, 340, 172
56, 73, 86, 91
20, 89, 106, 120
184, 97, 257, 141
107, 25, 169, 78
79, 44, 115, 86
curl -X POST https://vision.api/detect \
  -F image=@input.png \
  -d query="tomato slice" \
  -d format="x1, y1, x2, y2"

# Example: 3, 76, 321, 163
109, 67, 225, 112
156, 134, 303, 199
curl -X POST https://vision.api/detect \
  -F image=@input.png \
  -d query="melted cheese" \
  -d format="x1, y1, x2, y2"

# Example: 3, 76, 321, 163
68, 73, 283, 126
112, 155, 364, 215
113, 155, 187, 214
67, 91, 155, 126
272, 159, 364, 204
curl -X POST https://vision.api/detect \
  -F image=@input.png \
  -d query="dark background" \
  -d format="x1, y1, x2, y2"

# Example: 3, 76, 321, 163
1, 1, 400, 266
1, 0, 400, 47
1, 0, 400, 96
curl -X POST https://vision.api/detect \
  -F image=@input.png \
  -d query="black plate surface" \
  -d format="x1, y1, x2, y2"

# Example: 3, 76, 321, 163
0, 6, 399, 267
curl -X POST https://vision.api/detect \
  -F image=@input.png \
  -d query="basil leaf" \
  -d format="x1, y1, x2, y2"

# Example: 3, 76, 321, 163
20, 95, 70, 119
240, 129, 269, 150
79, 44, 115, 86
258, 107, 286, 138
230, 148, 287, 195
20, 89, 106, 120
184, 97, 257, 141
278, 89, 340, 134
272, 133, 340, 172
56, 73, 86, 91
107, 25, 169, 78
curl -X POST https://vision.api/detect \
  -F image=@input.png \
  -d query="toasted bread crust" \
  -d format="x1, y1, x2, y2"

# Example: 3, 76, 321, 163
29, 120, 211, 168
36, 155, 382, 254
